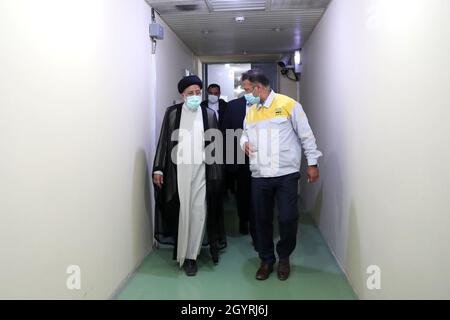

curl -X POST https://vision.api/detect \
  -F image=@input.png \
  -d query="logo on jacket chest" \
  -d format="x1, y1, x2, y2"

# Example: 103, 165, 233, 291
274, 106, 287, 117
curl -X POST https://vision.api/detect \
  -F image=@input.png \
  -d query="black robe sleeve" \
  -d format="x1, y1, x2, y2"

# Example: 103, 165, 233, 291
152, 106, 180, 247
153, 108, 170, 174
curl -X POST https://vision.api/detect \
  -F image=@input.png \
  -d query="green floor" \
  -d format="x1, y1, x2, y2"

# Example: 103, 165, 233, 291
116, 195, 357, 300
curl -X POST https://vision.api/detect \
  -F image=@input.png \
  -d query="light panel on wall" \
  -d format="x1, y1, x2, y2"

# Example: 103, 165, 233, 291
294, 50, 301, 65
294, 49, 302, 74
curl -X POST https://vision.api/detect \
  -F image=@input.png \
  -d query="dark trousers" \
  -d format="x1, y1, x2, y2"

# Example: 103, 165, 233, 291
225, 171, 235, 194
235, 165, 256, 241
251, 172, 300, 265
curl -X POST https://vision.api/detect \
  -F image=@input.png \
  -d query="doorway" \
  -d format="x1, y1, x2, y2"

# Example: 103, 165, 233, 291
204, 63, 278, 101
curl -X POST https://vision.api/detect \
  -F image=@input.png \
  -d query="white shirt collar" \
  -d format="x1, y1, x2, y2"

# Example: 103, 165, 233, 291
258, 90, 276, 109
209, 101, 219, 110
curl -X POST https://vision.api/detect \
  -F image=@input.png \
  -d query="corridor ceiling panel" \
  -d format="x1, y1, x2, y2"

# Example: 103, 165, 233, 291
146, 0, 331, 57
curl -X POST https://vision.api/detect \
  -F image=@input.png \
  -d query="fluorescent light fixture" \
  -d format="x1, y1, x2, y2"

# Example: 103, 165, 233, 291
294, 50, 301, 65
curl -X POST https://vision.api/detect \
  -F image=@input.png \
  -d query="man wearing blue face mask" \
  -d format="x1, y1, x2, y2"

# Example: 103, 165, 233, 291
240, 69, 322, 281
152, 75, 226, 277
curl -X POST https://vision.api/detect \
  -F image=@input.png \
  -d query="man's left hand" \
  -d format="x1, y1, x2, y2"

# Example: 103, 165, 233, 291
307, 166, 320, 183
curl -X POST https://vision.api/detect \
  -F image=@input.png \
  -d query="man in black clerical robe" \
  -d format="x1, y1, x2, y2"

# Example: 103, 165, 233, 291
152, 75, 226, 276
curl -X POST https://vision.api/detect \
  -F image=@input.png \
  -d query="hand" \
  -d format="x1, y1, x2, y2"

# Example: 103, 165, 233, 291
153, 174, 164, 189
307, 166, 320, 183
244, 142, 254, 157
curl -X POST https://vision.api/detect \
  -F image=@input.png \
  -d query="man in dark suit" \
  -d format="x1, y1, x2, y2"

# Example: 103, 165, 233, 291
202, 84, 235, 195
222, 74, 256, 242
201, 84, 228, 130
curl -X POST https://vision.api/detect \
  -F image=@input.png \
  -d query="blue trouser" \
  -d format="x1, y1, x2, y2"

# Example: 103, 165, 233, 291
251, 172, 300, 265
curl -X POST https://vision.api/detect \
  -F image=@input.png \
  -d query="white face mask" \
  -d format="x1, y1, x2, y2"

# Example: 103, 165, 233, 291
208, 95, 219, 104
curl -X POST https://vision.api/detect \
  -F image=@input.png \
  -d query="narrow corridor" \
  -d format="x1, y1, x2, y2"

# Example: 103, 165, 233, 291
1, 0, 450, 301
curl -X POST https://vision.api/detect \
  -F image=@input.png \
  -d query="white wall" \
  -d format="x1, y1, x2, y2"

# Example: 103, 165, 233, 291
278, 66, 299, 100
300, 0, 450, 299
0, 0, 195, 299
153, 14, 196, 129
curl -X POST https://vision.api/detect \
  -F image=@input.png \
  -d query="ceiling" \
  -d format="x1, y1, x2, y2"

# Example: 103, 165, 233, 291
145, 0, 331, 60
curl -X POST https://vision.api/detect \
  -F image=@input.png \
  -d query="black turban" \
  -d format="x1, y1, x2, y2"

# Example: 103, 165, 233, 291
178, 75, 203, 94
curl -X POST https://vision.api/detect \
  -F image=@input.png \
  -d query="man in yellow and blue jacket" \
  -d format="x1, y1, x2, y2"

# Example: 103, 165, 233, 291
240, 69, 323, 281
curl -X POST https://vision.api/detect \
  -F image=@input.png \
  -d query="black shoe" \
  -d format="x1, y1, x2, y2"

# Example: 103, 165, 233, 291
183, 259, 197, 276
210, 247, 219, 265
